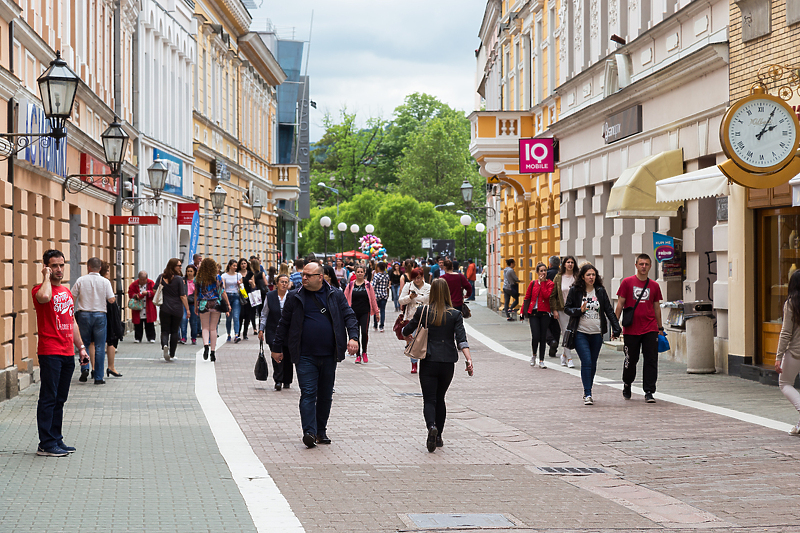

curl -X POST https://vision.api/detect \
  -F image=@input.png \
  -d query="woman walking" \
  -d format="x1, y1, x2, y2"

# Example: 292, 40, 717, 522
564, 263, 621, 405
156, 258, 190, 361
195, 258, 230, 362
267, 265, 277, 291
440, 258, 472, 313
389, 263, 403, 311
550, 256, 577, 367
181, 264, 199, 345
402, 279, 473, 453
323, 264, 342, 290
100, 261, 124, 378
503, 259, 520, 321
259, 274, 294, 390
398, 267, 430, 374
776, 270, 800, 434
522, 263, 554, 368
238, 258, 256, 340
128, 271, 157, 343
222, 259, 244, 343
344, 265, 379, 363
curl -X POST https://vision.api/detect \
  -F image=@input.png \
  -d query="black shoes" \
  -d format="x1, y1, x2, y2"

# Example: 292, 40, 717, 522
203, 345, 209, 360
106, 368, 122, 377
645, 393, 656, 403
622, 383, 632, 400
94, 379, 105, 385
274, 383, 282, 391
548, 341, 559, 358
303, 433, 317, 448
79, 368, 89, 382
436, 435, 443, 448
426, 426, 438, 453
210, 351, 216, 362
316, 431, 331, 445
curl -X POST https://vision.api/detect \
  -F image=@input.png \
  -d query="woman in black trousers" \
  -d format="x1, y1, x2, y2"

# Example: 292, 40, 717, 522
157, 258, 190, 361
259, 274, 293, 391
403, 279, 473, 453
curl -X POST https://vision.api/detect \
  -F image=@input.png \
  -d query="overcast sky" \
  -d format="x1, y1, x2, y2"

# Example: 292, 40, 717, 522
251, 1, 486, 142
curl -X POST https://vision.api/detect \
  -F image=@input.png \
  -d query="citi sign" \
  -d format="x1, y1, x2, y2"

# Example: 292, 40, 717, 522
519, 138, 555, 173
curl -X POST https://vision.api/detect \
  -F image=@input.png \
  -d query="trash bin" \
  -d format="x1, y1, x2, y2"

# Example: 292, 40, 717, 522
683, 301, 715, 374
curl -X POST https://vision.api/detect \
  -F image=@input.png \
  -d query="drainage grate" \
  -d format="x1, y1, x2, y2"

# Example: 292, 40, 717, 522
536, 466, 607, 475
407, 514, 516, 528
397, 392, 423, 397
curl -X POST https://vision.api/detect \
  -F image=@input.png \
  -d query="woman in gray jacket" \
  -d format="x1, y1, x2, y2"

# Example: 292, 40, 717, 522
776, 269, 800, 435
403, 279, 473, 452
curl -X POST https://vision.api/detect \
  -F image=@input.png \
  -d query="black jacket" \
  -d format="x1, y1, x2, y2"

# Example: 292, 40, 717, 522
106, 301, 125, 343
402, 306, 469, 363
563, 285, 621, 337
272, 284, 359, 363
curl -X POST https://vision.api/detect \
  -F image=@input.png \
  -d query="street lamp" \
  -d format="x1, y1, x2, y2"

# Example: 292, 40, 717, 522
365, 224, 374, 234
62, 117, 130, 198
350, 224, 359, 258
121, 159, 170, 210
209, 184, 228, 215
318, 182, 341, 215
460, 214, 472, 262
232, 198, 263, 233
460, 179, 474, 204
338, 222, 347, 259
434, 202, 455, 209
320, 216, 332, 260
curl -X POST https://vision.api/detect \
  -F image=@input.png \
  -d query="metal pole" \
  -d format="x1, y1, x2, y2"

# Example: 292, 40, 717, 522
464, 225, 468, 262
324, 230, 328, 262
340, 230, 344, 259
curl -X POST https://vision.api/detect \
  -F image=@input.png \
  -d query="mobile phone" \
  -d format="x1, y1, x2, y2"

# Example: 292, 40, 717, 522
465, 360, 473, 376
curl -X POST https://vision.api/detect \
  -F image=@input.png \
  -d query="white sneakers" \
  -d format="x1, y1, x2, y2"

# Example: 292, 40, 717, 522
537, 359, 547, 369
530, 356, 536, 366
790, 422, 800, 436
567, 359, 575, 368
583, 395, 594, 405
560, 355, 567, 366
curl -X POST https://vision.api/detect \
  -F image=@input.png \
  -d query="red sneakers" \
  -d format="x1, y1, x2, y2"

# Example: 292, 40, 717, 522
362, 353, 369, 363
355, 355, 362, 364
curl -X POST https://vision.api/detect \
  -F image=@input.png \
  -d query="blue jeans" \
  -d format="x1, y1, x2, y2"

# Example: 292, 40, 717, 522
37, 354, 75, 448
76, 311, 106, 379
374, 298, 388, 328
181, 306, 199, 341
468, 280, 476, 300
225, 293, 241, 336
575, 331, 603, 397
295, 355, 337, 436
391, 285, 400, 310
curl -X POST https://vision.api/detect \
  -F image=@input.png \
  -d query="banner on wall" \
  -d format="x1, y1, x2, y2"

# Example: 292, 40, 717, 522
519, 138, 555, 173
653, 232, 675, 263
152, 148, 184, 195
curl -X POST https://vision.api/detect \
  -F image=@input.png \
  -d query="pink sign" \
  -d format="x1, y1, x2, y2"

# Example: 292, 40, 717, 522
519, 138, 555, 173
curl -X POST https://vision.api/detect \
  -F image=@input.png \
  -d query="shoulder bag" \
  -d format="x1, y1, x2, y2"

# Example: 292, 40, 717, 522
393, 312, 410, 341
153, 276, 164, 306
561, 314, 580, 350
254, 340, 269, 381
404, 306, 430, 360
461, 302, 472, 319
621, 278, 649, 328
217, 285, 230, 313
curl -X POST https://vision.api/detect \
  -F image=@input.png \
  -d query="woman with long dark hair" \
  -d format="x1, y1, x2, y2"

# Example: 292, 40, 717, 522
776, 269, 800, 434
259, 274, 294, 391
238, 258, 256, 340
267, 265, 277, 291
550, 256, 578, 367
344, 265, 379, 363
157, 258, 190, 361
564, 263, 621, 405
195, 258, 230, 362
522, 262, 554, 368
440, 258, 472, 313
222, 259, 244, 343
322, 264, 341, 290
181, 264, 199, 345
402, 279, 473, 452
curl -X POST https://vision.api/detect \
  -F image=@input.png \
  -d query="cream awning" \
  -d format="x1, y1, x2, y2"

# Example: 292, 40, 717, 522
606, 149, 684, 218
655, 166, 729, 203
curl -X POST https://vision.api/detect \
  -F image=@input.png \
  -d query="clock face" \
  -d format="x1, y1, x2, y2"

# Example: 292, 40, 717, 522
726, 96, 799, 172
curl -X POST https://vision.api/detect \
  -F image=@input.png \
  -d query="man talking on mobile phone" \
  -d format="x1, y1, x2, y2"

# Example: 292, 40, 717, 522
32, 249, 90, 457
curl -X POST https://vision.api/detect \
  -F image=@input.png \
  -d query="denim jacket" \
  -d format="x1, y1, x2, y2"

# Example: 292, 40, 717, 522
402, 306, 469, 363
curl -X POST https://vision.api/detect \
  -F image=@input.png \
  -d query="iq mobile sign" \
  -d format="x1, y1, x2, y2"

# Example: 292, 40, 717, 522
519, 138, 555, 173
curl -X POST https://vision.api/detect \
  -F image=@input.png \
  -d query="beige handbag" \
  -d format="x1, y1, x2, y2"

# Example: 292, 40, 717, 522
404, 306, 430, 360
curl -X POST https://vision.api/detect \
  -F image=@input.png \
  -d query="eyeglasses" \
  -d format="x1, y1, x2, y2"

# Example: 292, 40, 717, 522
301, 273, 322, 278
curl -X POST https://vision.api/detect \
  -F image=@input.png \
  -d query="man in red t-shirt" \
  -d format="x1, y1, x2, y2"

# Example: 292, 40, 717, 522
32, 249, 89, 457
615, 254, 665, 403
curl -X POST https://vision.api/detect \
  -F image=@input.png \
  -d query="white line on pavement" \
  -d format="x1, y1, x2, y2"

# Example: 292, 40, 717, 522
463, 323, 794, 434
194, 342, 305, 533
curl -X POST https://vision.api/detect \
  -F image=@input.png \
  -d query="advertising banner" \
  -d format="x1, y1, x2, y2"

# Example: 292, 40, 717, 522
189, 210, 200, 260
80, 153, 118, 195
177, 202, 199, 225
653, 232, 675, 263
152, 148, 184, 195
109, 216, 160, 225
519, 138, 555, 173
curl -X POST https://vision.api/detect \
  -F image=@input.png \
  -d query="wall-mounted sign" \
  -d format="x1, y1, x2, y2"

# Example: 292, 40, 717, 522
80, 153, 118, 195
653, 232, 675, 263
211, 158, 231, 181
152, 148, 184, 195
177, 203, 199, 225
519, 138, 555, 173
603, 104, 642, 144
109, 216, 160, 225
17, 97, 67, 178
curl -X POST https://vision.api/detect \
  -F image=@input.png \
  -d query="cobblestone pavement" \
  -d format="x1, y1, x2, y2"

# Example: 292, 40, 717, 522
0, 337, 257, 533
215, 300, 800, 533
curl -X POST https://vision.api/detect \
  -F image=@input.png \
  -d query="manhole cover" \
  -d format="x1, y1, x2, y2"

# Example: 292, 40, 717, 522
536, 466, 606, 475
407, 513, 515, 528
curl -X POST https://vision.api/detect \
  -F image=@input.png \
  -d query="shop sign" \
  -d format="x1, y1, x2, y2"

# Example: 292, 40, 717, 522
519, 138, 555, 173
17, 98, 67, 178
653, 232, 675, 263
211, 158, 231, 181
109, 216, 160, 225
80, 153, 118, 195
152, 148, 183, 195
603, 105, 642, 144
177, 203, 199, 225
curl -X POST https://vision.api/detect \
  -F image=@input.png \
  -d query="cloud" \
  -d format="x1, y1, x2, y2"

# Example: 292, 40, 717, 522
251, 1, 486, 140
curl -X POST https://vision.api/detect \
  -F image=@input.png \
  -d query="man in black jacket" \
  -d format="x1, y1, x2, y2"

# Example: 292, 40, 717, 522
271, 261, 359, 448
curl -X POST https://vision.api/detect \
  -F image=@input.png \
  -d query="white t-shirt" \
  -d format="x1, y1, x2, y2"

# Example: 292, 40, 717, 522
577, 289, 602, 334
561, 274, 574, 296
221, 272, 242, 294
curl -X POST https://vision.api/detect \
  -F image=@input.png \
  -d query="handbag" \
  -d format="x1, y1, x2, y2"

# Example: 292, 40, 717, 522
153, 277, 164, 307
621, 279, 649, 327
461, 302, 472, 319
218, 287, 230, 313
127, 298, 145, 311
254, 340, 269, 381
404, 306, 430, 360
393, 313, 410, 340
248, 290, 263, 307
657, 332, 670, 353
561, 314, 580, 350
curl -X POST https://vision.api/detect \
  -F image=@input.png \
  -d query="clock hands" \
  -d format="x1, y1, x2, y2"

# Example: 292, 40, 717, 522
755, 107, 777, 140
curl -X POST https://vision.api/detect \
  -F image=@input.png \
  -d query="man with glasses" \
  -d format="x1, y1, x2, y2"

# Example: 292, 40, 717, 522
271, 262, 359, 448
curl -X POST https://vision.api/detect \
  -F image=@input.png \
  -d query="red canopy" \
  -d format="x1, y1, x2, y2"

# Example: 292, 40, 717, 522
335, 250, 369, 260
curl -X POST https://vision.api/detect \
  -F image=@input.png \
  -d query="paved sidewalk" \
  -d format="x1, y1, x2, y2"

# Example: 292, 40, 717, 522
0, 337, 256, 533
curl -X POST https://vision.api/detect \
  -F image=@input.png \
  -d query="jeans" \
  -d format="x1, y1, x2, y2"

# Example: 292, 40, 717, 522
391, 285, 401, 310
225, 293, 241, 336
374, 298, 388, 328
296, 355, 337, 436
160, 312, 182, 357
37, 354, 75, 448
503, 289, 519, 317
622, 331, 659, 393
76, 311, 107, 379
181, 305, 199, 341
575, 332, 603, 397
528, 311, 551, 361
468, 280, 476, 300
418, 360, 455, 433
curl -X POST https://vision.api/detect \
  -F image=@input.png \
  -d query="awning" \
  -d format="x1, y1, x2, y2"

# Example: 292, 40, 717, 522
656, 166, 729, 203
606, 149, 684, 218
277, 208, 301, 222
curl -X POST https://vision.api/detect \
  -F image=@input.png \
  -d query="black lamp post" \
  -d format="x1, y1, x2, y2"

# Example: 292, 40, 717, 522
63, 117, 130, 198
460, 214, 472, 261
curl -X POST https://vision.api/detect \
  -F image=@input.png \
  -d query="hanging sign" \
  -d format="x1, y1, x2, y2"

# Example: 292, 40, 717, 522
177, 203, 199, 225
653, 232, 675, 263
152, 148, 184, 195
109, 216, 160, 225
519, 138, 555, 173
80, 153, 118, 194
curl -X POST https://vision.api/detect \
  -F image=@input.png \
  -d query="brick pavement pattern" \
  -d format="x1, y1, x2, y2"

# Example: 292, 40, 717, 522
0, 341, 256, 533
216, 302, 800, 533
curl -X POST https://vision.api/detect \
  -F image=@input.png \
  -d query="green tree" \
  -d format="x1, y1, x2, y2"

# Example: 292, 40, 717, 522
450, 220, 487, 264
373, 195, 454, 258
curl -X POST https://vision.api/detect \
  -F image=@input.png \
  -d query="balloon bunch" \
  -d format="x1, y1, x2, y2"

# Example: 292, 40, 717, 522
359, 234, 387, 259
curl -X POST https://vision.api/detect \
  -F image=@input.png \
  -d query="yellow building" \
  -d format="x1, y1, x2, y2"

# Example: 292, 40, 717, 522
471, 0, 561, 309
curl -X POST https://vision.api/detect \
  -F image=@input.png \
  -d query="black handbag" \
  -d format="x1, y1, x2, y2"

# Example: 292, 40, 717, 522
621, 279, 649, 327
562, 314, 580, 350
254, 340, 269, 381
461, 302, 472, 319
